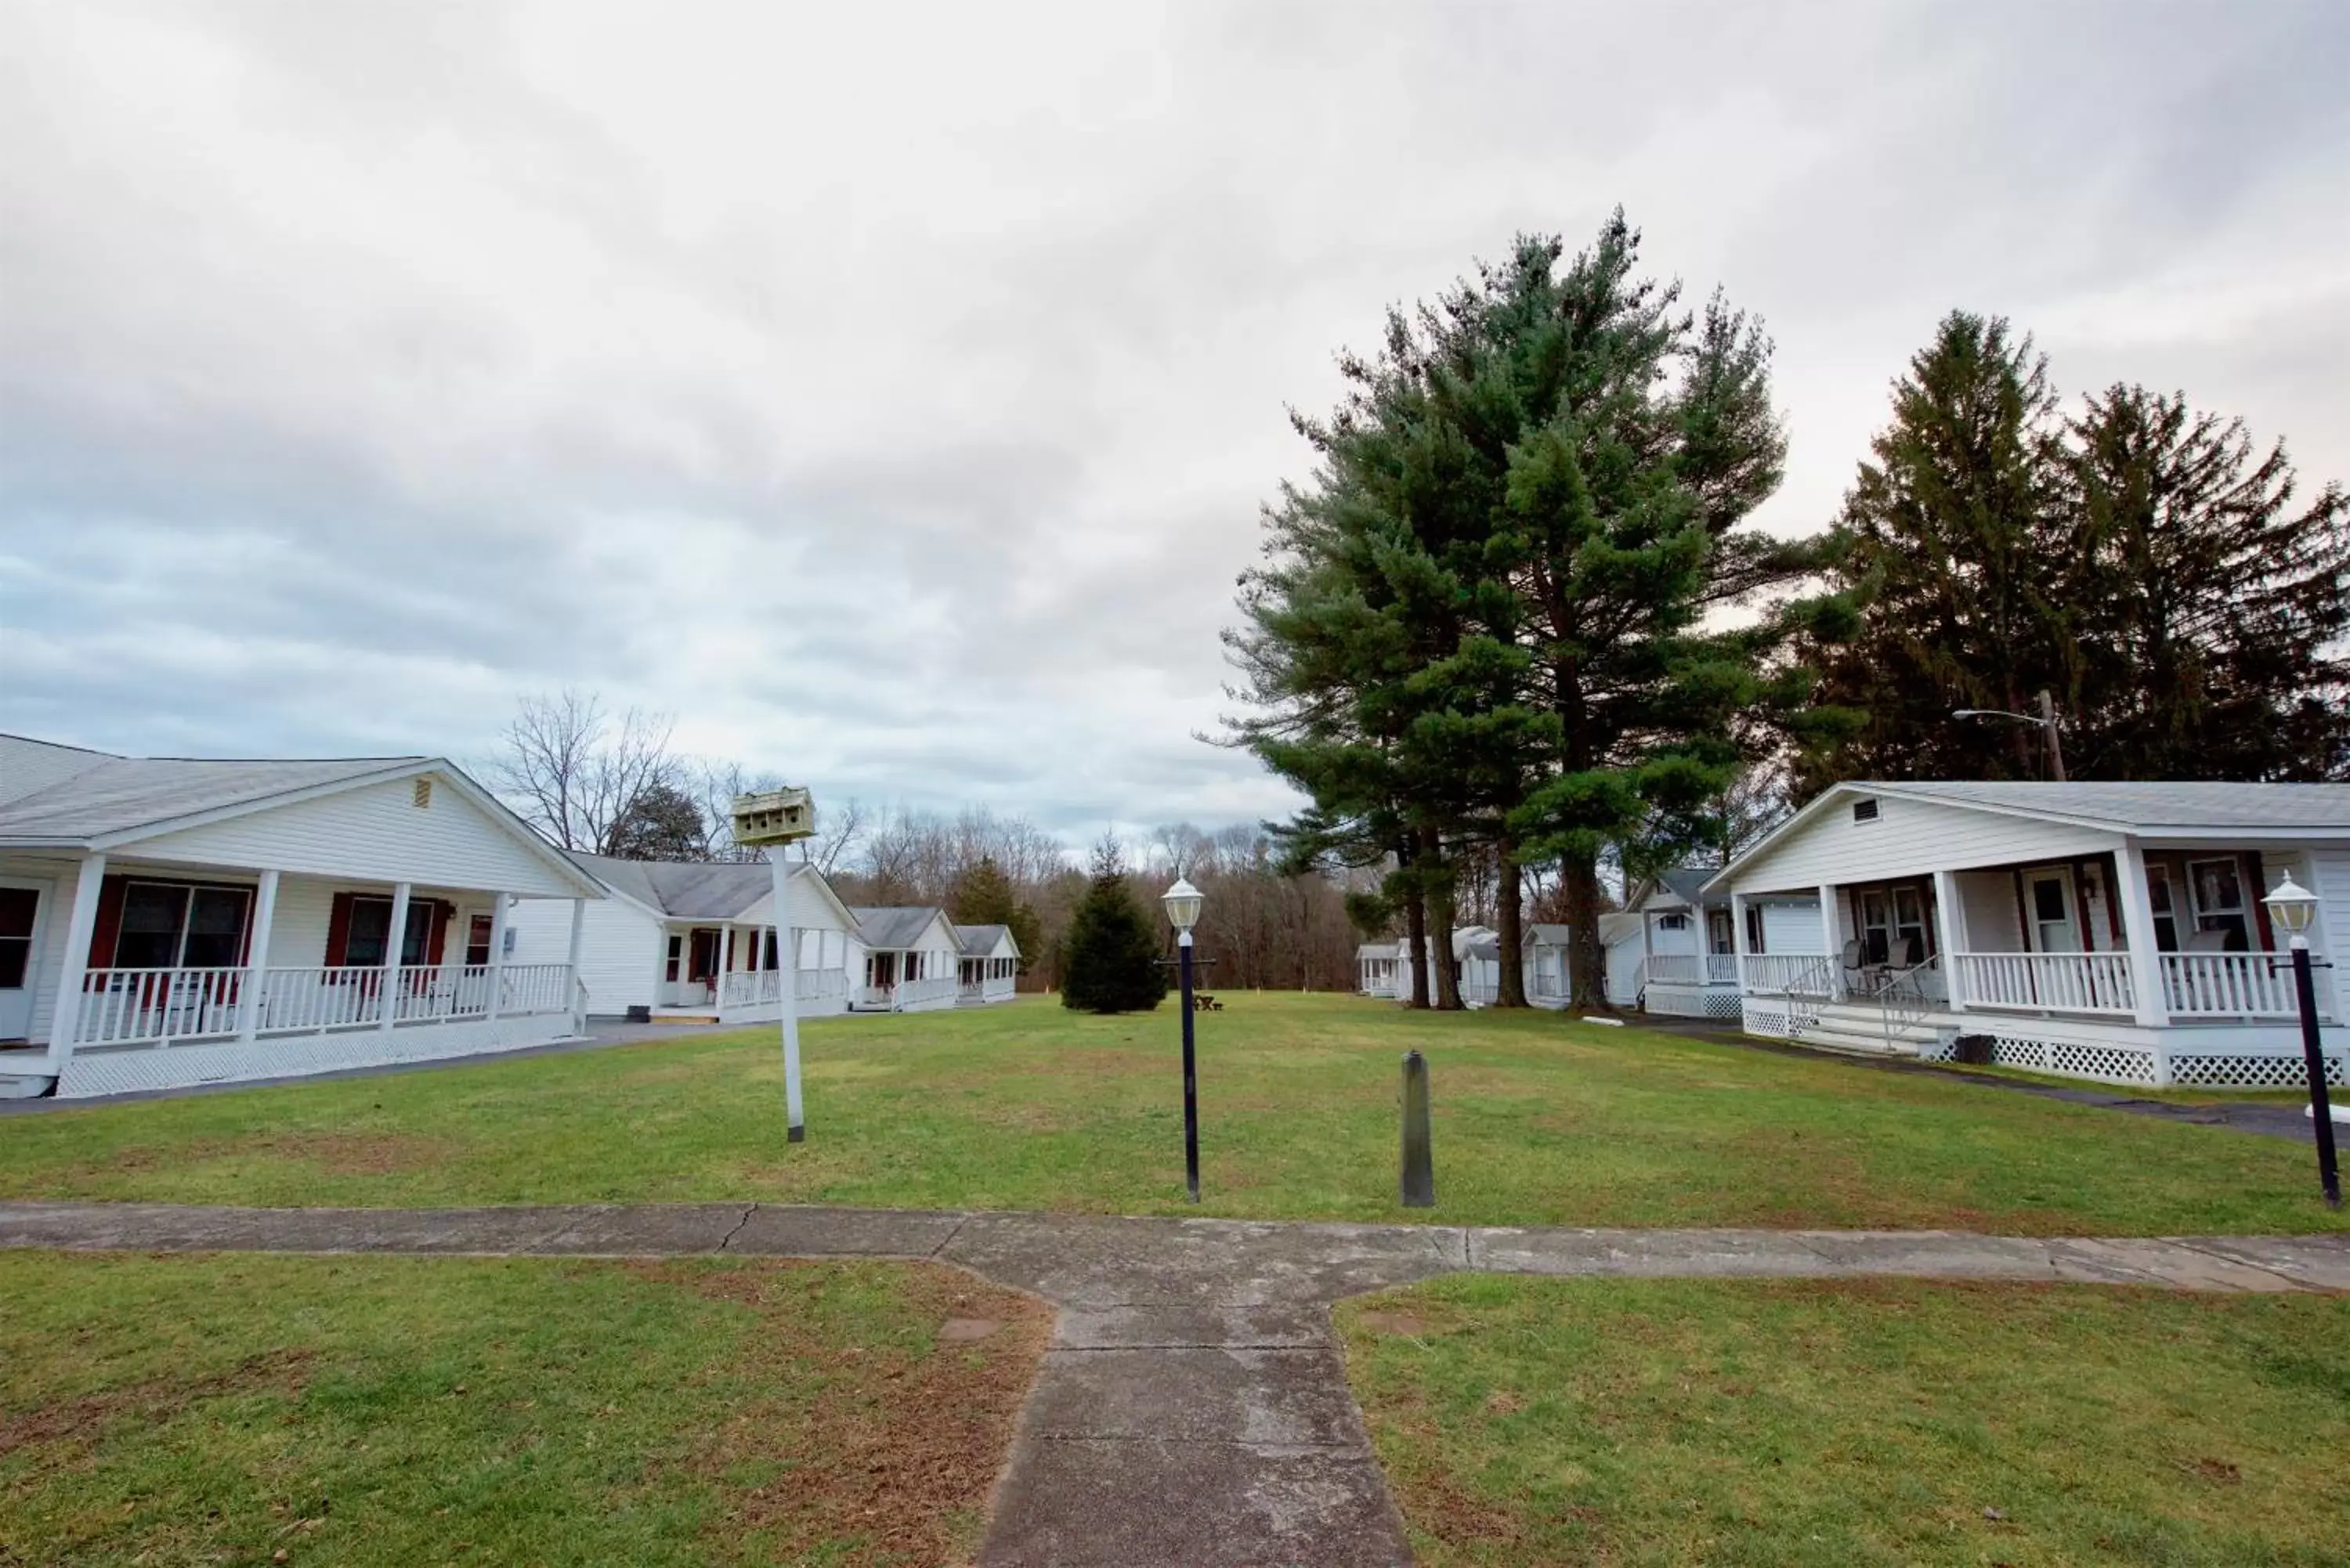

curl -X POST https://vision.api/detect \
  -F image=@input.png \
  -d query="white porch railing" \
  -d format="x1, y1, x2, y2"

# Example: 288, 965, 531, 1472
74, 963, 576, 1047
1705, 952, 1740, 985
1645, 953, 1701, 985
798, 968, 847, 1004
896, 974, 957, 1009
1741, 954, 1835, 998
721, 970, 783, 1009
1950, 952, 2135, 1016
2160, 951, 2329, 1020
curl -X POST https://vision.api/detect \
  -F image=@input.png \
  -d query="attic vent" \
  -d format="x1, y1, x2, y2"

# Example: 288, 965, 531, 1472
412, 778, 434, 809
1852, 797, 1880, 823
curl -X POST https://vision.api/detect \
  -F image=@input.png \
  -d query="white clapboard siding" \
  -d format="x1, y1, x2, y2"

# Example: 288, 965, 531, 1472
736, 872, 859, 936
129, 774, 580, 898
1726, 793, 2118, 893
2311, 848, 2350, 1024
506, 894, 659, 1018
1759, 902, 1824, 955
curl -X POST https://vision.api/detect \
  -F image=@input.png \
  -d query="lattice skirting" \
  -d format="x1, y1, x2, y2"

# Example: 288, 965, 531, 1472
1742, 1003, 1794, 1039
1645, 985, 1714, 1020
55, 1015, 582, 1099
2171, 1053, 2345, 1089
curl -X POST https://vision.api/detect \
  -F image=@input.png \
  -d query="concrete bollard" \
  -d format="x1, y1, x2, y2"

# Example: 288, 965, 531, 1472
1400, 1050, 1434, 1208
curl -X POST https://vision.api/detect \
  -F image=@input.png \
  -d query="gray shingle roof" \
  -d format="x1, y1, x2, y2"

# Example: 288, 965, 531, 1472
0, 750, 428, 844
1357, 941, 1399, 959
1521, 923, 1572, 946
569, 851, 776, 919
851, 906, 948, 950
1864, 780, 2350, 831
956, 923, 1011, 956
1645, 867, 1722, 910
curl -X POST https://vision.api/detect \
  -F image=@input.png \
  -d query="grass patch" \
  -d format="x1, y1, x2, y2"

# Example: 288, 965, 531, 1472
2, 994, 2343, 1234
1338, 1274, 2350, 1566
0, 1251, 1047, 1566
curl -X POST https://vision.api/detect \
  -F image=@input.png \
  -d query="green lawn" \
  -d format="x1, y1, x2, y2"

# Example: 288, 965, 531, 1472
1338, 1276, 2350, 1566
2, 993, 2341, 1234
0, 1251, 1047, 1566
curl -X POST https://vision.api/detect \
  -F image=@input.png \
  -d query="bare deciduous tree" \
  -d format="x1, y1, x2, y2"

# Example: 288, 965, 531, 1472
492, 690, 682, 854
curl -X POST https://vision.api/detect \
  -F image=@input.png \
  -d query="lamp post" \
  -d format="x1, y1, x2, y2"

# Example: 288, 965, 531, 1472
2262, 874, 2339, 1209
1952, 689, 2067, 781
732, 787, 817, 1143
1162, 876, 1205, 1203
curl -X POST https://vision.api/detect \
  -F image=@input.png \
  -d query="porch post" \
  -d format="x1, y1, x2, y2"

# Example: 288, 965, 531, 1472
566, 898, 588, 1034
1729, 890, 1750, 981
2113, 837, 2171, 1039
378, 882, 411, 1031
1932, 869, 1967, 1015
485, 894, 510, 1017
238, 868, 280, 1044
44, 852, 108, 1075
1817, 884, 1841, 999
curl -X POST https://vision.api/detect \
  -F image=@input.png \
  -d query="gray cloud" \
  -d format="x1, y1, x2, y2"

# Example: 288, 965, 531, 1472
3, 0, 2346, 844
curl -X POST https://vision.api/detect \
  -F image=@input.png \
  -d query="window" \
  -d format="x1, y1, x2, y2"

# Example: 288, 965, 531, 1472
2186, 858, 2251, 951
0, 887, 37, 989
1706, 909, 1734, 956
114, 881, 251, 970
1852, 798, 1881, 823
665, 934, 683, 982
343, 897, 432, 968
465, 915, 494, 967
1744, 903, 1767, 956
1657, 913, 1688, 931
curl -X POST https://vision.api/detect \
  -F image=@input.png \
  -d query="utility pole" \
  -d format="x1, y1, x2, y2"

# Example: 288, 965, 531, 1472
2037, 689, 2067, 782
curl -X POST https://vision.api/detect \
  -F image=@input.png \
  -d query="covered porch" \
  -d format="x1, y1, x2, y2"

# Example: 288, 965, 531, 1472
671, 923, 851, 1023
3, 851, 594, 1100
1730, 843, 2345, 1087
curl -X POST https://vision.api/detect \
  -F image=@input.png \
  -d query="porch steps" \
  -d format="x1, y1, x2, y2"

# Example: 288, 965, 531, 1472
1785, 1000, 1947, 1059
0, 1075, 54, 1099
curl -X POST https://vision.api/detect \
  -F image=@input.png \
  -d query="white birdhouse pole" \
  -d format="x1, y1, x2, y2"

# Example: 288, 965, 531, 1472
732, 787, 818, 1143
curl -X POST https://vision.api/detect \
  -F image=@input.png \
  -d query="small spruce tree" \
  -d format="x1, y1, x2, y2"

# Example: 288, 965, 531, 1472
1060, 842, 1169, 1014
949, 855, 1043, 975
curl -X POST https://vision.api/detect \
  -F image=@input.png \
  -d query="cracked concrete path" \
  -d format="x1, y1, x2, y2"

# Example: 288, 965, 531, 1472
4, 1203, 2345, 1566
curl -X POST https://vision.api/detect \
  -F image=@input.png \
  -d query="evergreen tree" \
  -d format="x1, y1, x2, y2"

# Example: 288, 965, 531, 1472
1060, 843, 1169, 1014
602, 781, 707, 859
2066, 385, 2350, 779
1794, 312, 2072, 793
949, 854, 1043, 974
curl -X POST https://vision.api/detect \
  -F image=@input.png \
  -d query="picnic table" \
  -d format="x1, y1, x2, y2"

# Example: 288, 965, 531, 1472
1192, 992, 1223, 1013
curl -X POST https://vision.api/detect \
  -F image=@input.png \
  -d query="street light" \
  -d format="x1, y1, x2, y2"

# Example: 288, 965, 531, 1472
1952, 688, 2068, 781
1162, 876, 1204, 1203
2263, 874, 2339, 1208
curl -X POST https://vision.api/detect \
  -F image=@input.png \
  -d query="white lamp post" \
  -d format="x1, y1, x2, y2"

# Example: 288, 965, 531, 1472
732, 787, 817, 1143
2261, 874, 2337, 1208
1162, 876, 1204, 1202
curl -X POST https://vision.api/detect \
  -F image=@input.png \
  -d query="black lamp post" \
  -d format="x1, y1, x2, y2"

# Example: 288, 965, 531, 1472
2263, 874, 2340, 1209
1162, 876, 1205, 1203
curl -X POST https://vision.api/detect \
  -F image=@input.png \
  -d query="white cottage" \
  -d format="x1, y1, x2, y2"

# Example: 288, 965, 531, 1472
1522, 916, 1648, 1010
0, 733, 606, 1099
1710, 780, 2350, 1086
505, 852, 859, 1024
845, 907, 963, 1013
1357, 941, 1401, 998
1637, 869, 1821, 1021
953, 923, 1022, 1006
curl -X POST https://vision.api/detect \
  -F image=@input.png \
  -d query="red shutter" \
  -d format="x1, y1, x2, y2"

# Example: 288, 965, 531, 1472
325, 892, 355, 967
2247, 853, 2275, 949
86, 876, 128, 970
427, 901, 451, 966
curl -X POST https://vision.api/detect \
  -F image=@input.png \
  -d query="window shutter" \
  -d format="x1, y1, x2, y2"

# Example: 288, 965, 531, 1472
426, 901, 452, 966
86, 876, 128, 970
2245, 853, 2274, 948
325, 892, 355, 967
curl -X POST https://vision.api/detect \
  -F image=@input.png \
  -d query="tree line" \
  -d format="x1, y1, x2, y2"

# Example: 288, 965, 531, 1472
1227, 211, 2349, 1013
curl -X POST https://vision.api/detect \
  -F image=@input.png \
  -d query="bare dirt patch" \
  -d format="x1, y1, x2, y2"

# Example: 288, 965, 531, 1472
939, 1317, 1000, 1343
107, 1133, 457, 1179
1354, 1310, 1430, 1337
627, 1260, 1050, 1566
0, 1347, 314, 1460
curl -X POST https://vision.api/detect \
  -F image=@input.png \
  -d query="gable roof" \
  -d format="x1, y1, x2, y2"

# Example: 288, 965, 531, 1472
0, 734, 603, 898
1357, 941, 1398, 959
851, 906, 953, 950
573, 852, 856, 930
1706, 779, 2350, 894
1520, 915, 1645, 948
956, 923, 1018, 958
1643, 867, 1721, 911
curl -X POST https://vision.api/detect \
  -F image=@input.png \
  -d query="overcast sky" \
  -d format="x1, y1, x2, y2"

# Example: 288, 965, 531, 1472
4, 1, 2345, 845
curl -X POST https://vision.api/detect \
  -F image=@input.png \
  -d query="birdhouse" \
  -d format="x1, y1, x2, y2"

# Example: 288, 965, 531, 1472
730, 787, 816, 846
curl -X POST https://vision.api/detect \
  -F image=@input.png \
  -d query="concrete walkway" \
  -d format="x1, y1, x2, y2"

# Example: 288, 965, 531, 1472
5, 1202, 2345, 1567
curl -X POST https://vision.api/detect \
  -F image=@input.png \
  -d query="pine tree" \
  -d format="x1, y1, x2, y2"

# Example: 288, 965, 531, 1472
1795, 311, 2073, 793
949, 855, 1043, 974
2066, 385, 2350, 779
1059, 843, 1170, 1014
